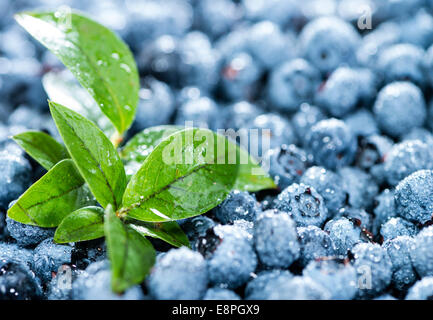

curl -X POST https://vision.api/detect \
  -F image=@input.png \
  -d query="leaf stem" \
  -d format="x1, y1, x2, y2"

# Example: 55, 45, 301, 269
111, 131, 124, 148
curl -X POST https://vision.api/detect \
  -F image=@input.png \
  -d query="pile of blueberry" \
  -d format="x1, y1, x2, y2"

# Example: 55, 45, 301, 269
2, 0, 433, 300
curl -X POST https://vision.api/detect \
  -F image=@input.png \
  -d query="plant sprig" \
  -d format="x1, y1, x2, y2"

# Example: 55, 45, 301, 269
8, 9, 276, 293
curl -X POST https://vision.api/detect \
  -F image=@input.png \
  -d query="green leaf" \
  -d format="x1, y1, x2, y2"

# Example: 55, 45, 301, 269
54, 206, 105, 243
43, 70, 116, 137
121, 125, 276, 192
129, 220, 190, 248
7, 159, 94, 227
120, 128, 239, 222
12, 131, 69, 170
233, 146, 276, 192
16, 11, 139, 134
49, 101, 127, 210
105, 205, 156, 293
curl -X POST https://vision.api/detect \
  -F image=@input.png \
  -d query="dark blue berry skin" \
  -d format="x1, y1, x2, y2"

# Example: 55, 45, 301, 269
254, 209, 300, 268
0, 150, 32, 210
175, 96, 222, 130
247, 21, 294, 70
0, 259, 42, 300
267, 58, 320, 113
263, 276, 331, 300
6, 215, 55, 247
203, 288, 240, 300
300, 166, 346, 214
265, 144, 311, 190
406, 277, 433, 300
378, 44, 427, 87
292, 103, 326, 145
133, 77, 175, 131
351, 243, 393, 299
214, 190, 260, 224
403, 128, 433, 148
32, 239, 73, 284
303, 259, 358, 300
374, 81, 426, 138
424, 43, 433, 88
297, 226, 334, 267
381, 217, 417, 243
241, 0, 302, 27
203, 225, 257, 289
73, 260, 144, 300
244, 269, 294, 300
372, 189, 397, 235
220, 52, 262, 101
395, 170, 433, 224
344, 109, 379, 138
383, 236, 417, 291
316, 67, 362, 117
299, 16, 360, 74
355, 135, 393, 172
180, 216, 215, 250
410, 226, 433, 278
274, 184, 328, 227
305, 118, 357, 171
196, 0, 239, 39
384, 140, 433, 186
338, 167, 378, 210
335, 207, 373, 232
324, 218, 363, 256
148, 247, 208, 300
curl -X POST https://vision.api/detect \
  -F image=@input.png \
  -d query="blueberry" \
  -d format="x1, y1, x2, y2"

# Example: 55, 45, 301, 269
299, 16, 360, 74
410, 226, 433, 277
180, 216, 216, 250
0, 150, 32, 210
274, 183, 328, 227
383, 236, 417, 291
8, 105, 56, 135
355, 135, 393, 171
372, 189, 397, 235
133, 77, 175, 131
33, 239, 73, 284
201, 225, 257, 289
222, 101, 263, 130
196, 0, 239, 38
203, 288, 240, 300
214, 190, 260, 224
243, 113, 296, 156
344, 109, 379, 138
175, 96, 221, 130
0, 242, 34, 269
403, 128, 433, 148
424, 43, 433, 88
292, 103, 326, 145
384, 140, 433, 186
220, 52, 262, 101
253, 209, 300, 268
297, 226, 334, 267
316, 67, 362, 117
375, 294, 397, 300
177, 31, 220, 92
247, 21, 295, 69
244, 269, 294, 300
381, 217, 418, 242
335, 207, 373, 232
148, 247, 208, 300
241, 0, 302, 27
47, 267, 84, 300
374, 81, 426, 138
395, 170, 433, 224
6, 215, 55, 247
406, 277, 433, 300
306, 118, 357, 170
265, 276, 331, 300
324, 218, 362, 256
0, 259, 42, 300
303, 259, 358, 300
400, 9, 433, 49
267, 58, 320, 113
73, 260, 144, 300
378, 44, 426, 87
300, 166, 346, 214
351, 243, 393, 299
265, 144, 310, 190
338, 167, 378, 209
